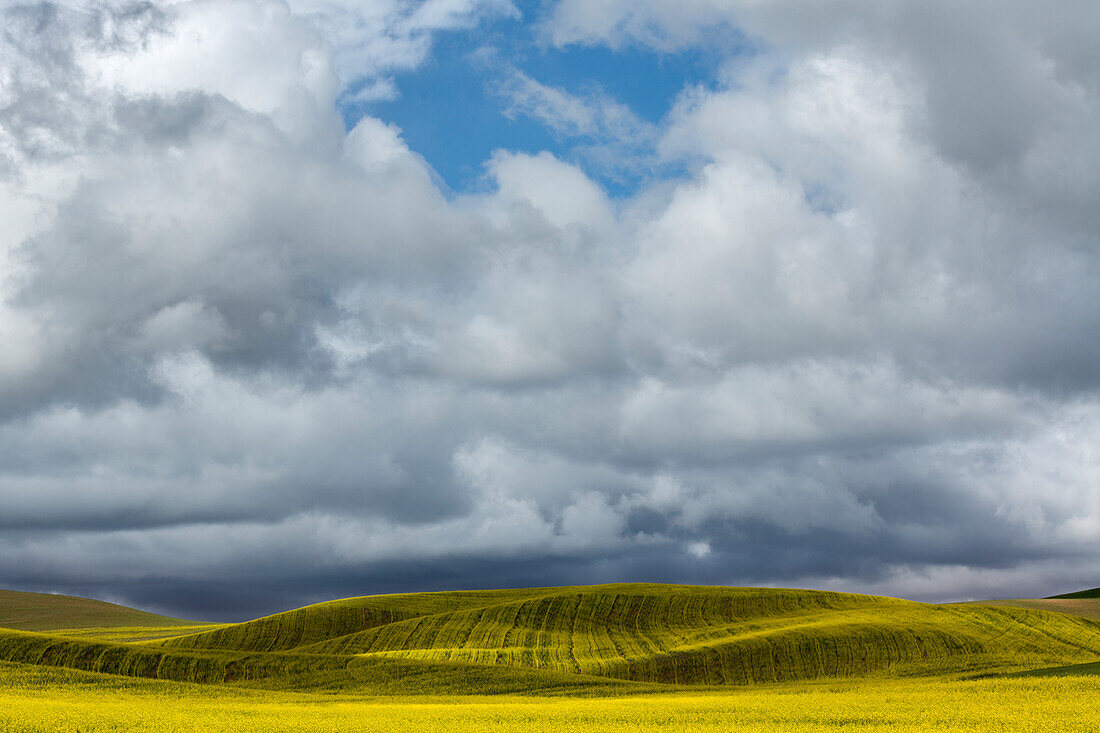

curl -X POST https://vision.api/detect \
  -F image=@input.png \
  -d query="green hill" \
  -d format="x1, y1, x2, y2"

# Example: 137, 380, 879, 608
0, 626, 363, 683
1048, 588, 1100, 599
0, 589, 194, 632
159, 584, 1100, 686
3, 584, 1100, 691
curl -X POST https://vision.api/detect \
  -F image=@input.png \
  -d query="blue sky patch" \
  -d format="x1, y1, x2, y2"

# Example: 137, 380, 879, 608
340, 7, 733, 197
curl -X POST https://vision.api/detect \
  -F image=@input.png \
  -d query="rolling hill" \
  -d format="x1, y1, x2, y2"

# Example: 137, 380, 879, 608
2, 584, 1099, 691
0, 589, 195, 632
0, 589, 222, 644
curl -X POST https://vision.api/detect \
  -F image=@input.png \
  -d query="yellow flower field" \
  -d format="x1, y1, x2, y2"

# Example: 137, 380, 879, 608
1, 662, 1097, 733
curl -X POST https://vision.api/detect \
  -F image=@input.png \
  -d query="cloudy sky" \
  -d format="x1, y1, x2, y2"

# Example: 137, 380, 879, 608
1, 0, 1098, 620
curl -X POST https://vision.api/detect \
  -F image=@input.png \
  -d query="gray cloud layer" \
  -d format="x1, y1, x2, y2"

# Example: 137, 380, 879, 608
1, 0, 1098, 620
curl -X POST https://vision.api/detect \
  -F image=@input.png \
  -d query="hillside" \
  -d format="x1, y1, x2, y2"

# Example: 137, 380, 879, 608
159, 584, 1100, 686
3, 584, 1100, 690
1049, 588, 1100, 599
0, 590, 194, 632
970, 596, 1100, 622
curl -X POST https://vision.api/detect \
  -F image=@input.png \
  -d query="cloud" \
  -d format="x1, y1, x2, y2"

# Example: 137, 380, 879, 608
470, 49, 659, 183
289, 0, 518, 99
493, 66, 652, 143
0, 0, 1098, 619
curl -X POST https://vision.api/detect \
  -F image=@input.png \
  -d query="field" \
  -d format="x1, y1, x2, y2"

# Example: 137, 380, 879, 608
0, 590, 208, 634
1, 584, 1098, 731
1049, 587, 1100, 599
2, 661, 1099, 733
966, 586, 1100, 622
971, 597, 1100, 621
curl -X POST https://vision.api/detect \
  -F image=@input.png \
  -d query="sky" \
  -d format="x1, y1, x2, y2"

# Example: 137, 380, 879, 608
0, 0, 1098, 621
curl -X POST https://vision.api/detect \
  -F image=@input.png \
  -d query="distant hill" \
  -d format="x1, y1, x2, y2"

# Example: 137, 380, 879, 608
0, 589, 194, 632
1048, 588, 1100, 599
3, 583, 1100, 691
971, 596, 1100, 622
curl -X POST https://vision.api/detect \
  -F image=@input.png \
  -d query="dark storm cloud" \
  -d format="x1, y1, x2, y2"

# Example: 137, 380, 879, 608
0, 0, 1098, 619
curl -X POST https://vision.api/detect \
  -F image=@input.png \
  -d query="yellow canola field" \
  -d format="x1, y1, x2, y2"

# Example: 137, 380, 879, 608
1, 663, 1097, 733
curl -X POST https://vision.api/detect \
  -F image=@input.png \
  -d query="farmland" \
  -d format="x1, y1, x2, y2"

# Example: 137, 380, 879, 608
1, 661, 1098, 733
1050, 587, 1100, 599
0, 590, 207, 635
1, 584, 1098, 731
966, 586, 1100, 621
